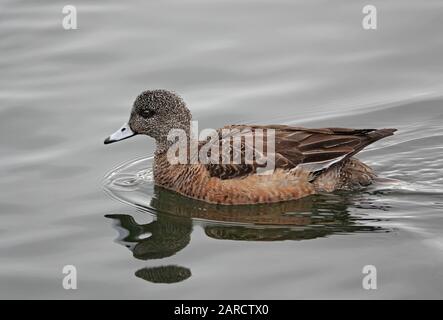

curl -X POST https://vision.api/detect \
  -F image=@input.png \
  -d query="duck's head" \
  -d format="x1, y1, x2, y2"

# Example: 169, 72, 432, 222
104, 90, 191, 151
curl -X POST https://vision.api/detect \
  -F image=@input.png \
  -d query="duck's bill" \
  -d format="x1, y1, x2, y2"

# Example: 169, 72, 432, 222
104, 123, 136, 144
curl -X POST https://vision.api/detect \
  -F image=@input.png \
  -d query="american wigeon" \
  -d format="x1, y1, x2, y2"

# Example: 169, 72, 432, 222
105, 89, 396, 205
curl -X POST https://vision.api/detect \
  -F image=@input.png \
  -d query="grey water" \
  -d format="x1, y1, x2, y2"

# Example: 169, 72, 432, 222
1, 0, 443, 299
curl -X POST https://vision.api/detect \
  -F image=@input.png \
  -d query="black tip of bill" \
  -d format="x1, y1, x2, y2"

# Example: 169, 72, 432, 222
104, 137, 113, 145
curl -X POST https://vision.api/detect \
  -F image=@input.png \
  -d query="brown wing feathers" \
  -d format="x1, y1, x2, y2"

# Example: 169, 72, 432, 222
205, 125, 396, 180
276, 126, 396, 165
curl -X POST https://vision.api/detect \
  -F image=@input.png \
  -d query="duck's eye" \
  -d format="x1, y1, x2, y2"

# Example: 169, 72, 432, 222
141, 110, 155, 118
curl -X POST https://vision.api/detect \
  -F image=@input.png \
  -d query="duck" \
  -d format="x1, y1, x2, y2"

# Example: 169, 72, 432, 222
104, 89, 396, 205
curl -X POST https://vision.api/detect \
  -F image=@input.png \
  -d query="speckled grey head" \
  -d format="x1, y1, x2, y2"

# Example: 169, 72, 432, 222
104, 90, 192, 151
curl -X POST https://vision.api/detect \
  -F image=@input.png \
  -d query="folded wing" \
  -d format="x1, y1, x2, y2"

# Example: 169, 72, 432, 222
204, 125, 396, 180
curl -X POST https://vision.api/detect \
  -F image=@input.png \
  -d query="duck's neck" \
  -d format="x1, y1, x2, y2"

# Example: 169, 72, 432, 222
155, 139, 174, 155
154, 122, 192, 155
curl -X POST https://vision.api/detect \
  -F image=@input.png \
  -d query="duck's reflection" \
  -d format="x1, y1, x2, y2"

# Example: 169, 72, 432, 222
135, 265, 191, 284
106, 186, 387, 283
106, 213, 192, 260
